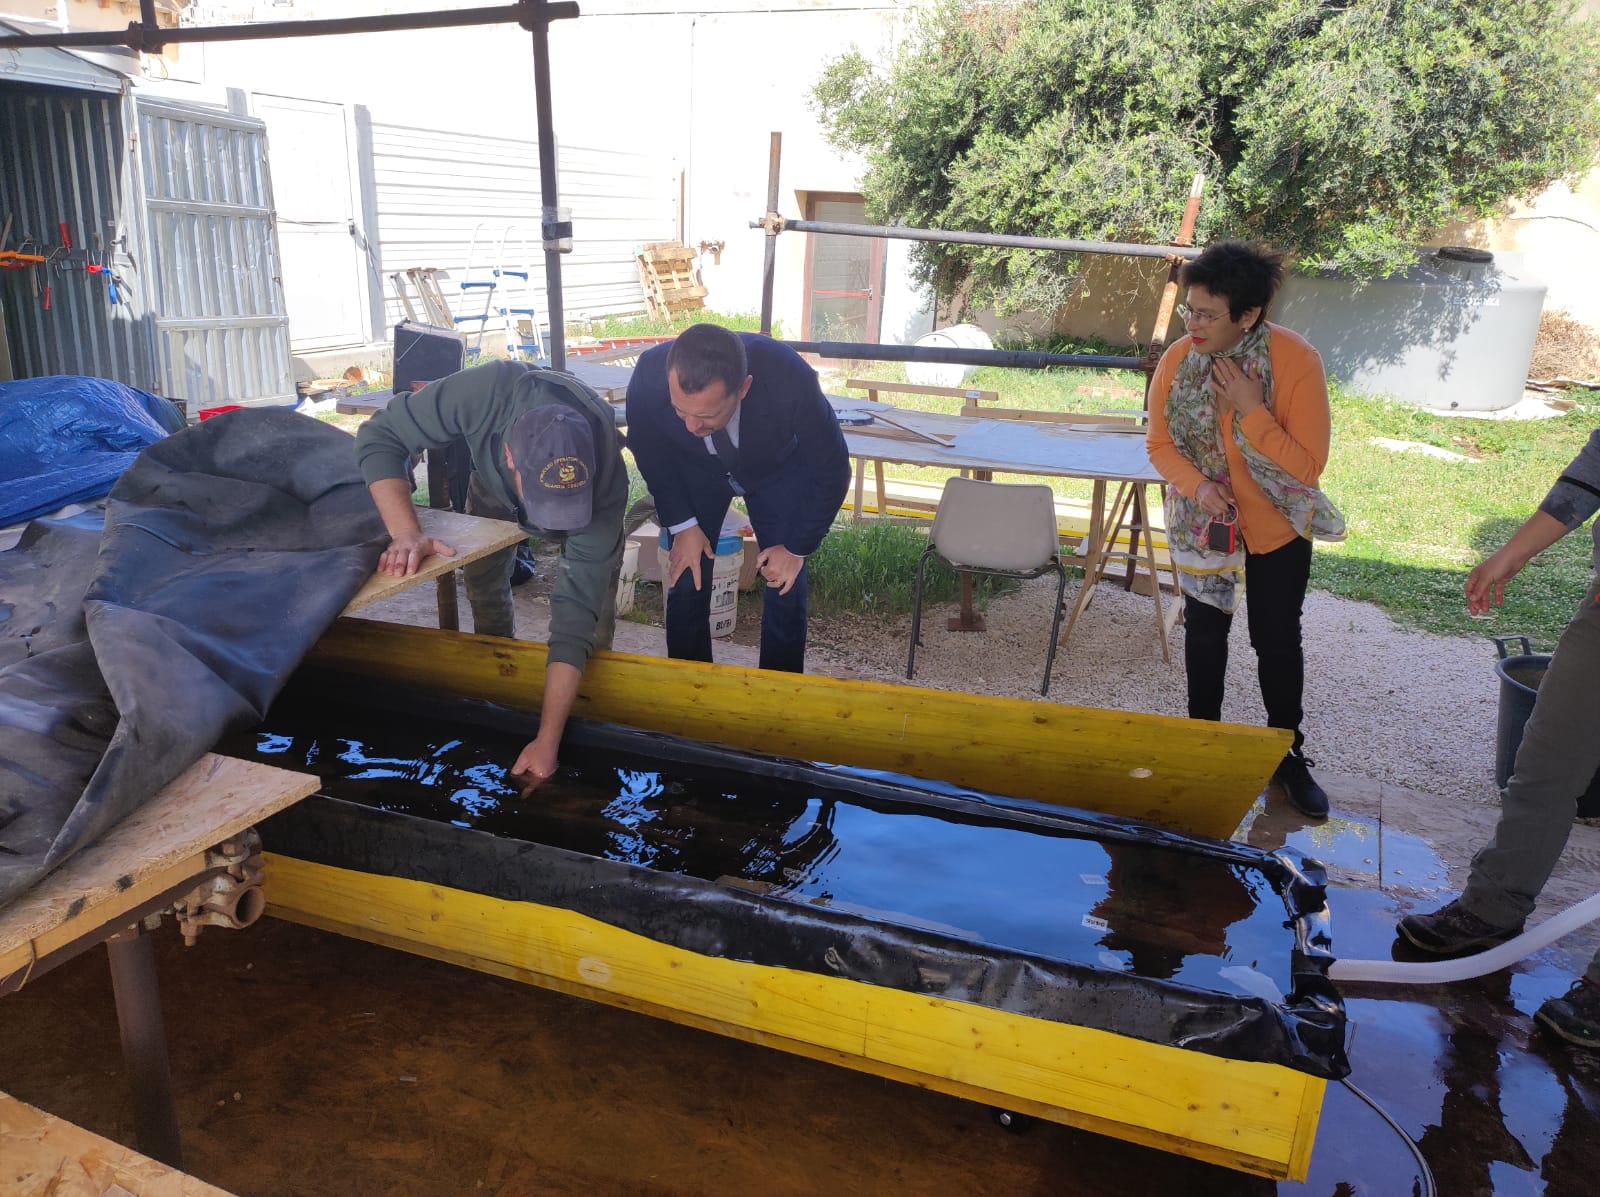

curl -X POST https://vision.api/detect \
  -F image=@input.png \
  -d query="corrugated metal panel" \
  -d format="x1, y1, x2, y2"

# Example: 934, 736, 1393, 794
370, 122, 678, 339
135, 97, 295, 409
0, 83, 157, 388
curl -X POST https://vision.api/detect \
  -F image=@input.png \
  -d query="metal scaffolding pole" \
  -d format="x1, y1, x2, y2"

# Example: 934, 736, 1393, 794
0, 3, 579, 51
749, 216, 1202, 263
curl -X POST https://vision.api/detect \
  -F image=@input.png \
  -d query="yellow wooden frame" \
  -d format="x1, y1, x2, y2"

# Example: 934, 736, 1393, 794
265, 854, 1323, 1181
308, 618, 1289, 839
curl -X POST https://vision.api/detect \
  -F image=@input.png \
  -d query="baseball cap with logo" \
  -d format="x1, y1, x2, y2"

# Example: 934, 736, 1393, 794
506, 405, 595, 530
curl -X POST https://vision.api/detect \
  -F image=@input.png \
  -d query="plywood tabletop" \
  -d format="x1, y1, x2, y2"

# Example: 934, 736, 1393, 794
343, 505, 526, 615
0, 755, 319, 970
1, 1091, 238, 1196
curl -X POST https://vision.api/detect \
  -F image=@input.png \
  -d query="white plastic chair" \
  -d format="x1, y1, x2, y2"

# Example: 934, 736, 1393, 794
907, 477, 1068, 695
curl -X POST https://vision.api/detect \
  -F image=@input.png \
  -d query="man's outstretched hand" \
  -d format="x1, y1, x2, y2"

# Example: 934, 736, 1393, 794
510, 735, 559, 797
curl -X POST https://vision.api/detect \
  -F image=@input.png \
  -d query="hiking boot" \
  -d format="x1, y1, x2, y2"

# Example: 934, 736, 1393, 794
1273, 749, 1329, 818
1535, 978, 1600, 1049
1397, 899, 1524, 955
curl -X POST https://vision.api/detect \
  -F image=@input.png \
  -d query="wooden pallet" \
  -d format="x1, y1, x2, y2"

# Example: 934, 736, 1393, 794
636, 241, 707, 320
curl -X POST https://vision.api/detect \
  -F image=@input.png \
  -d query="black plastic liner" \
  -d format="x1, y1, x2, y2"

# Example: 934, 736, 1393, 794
251, 674, 1350, 1080
0, 410, 385, 907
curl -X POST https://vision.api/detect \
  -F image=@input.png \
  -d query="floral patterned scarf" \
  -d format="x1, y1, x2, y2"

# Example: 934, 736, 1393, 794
1163, 322, 1345, 613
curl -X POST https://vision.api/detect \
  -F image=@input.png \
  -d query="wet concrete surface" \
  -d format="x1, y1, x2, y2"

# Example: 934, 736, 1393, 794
3, 777, 1599, 1195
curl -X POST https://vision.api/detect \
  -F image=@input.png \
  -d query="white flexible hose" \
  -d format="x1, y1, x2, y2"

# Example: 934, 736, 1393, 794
1329, 892, 1600, 984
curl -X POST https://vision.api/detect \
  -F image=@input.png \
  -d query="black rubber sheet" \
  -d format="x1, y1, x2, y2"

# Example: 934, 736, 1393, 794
0, 409, 385, 908
256, 678, 1350, 1080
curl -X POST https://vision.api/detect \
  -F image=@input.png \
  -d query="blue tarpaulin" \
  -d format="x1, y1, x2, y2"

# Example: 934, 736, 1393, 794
0, 375, 178, 526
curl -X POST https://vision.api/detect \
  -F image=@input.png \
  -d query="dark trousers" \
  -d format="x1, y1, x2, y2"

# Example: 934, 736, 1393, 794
664, 533, 809, 673
1183, 535, 1312, 751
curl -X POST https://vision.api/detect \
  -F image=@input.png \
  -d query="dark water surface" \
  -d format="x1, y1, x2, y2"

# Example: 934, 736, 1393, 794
221, 689, 1303, 1000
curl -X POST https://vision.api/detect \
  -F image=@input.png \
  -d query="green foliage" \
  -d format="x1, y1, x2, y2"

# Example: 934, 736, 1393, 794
811, 0, 1600, 313
807, 518, 1017, 618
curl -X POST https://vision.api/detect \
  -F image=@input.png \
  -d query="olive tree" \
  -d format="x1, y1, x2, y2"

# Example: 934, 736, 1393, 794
811, 0, 1600, 315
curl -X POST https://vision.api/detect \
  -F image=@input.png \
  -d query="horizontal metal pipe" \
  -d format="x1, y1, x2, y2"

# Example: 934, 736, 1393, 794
0, 3, 576, 50
781, 340, 1144, 372
759, 218, 1200, 262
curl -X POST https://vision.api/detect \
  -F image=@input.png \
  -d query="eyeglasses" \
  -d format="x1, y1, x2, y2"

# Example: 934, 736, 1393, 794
1176, 303, 1229, 326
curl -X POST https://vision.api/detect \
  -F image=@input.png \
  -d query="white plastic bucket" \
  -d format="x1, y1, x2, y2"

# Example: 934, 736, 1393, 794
615, 539, 640, 616
658, 531, 744, 639
905, 323, 994, 389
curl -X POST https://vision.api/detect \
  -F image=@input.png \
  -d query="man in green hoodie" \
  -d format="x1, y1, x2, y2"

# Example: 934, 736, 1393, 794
355, 359, 627, 793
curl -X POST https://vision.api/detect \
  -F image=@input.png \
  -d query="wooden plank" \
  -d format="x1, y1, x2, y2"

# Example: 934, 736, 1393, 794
0, 756, 319, 976
0, 1091, 237, 1196
961, 406, 1140, 427
264, 855, 1322, 1181
308, 620, 1288, 838
343, 506, 526, 615
845, 378, 1000, 405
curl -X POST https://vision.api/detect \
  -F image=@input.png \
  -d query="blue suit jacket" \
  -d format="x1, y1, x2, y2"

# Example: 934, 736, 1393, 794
625, 333, 850, 556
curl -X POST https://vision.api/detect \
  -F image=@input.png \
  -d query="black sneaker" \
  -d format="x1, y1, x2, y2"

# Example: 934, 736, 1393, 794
1273, 749, 1329, 818
1397, 899, 1524, 955
1535, 978, 1600, 1049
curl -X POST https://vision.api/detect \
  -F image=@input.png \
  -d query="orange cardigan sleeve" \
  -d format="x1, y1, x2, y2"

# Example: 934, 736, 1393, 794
1235, 326, 1330, 486
1144, 338, 1209, 499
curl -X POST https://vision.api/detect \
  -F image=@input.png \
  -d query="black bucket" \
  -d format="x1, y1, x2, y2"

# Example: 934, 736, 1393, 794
1493, 636, 1600, 818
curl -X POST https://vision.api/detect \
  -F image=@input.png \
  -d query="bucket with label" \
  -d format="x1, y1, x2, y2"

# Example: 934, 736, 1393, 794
658, 530, 744, 638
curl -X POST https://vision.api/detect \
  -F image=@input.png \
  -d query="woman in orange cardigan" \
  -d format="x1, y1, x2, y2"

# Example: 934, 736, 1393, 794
1146, 242, 1344, 817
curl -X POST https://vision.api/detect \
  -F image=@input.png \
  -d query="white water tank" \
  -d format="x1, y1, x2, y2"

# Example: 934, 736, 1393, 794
905, 323, 993, 389
1272, 247, 1546, 411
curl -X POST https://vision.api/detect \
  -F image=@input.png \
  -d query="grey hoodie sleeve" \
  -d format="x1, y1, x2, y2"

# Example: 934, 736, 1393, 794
1539, 428, 1600, 531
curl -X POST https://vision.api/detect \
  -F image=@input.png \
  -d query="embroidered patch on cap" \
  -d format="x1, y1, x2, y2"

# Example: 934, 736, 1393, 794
539, 455, 590, 491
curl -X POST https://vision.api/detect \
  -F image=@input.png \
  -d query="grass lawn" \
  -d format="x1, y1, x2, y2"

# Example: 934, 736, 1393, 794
1317, 390, 1595, 649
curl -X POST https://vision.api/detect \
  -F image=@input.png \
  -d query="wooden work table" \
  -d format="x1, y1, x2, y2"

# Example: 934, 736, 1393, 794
0, 755, 320, 1170
829, 396, 1176, 660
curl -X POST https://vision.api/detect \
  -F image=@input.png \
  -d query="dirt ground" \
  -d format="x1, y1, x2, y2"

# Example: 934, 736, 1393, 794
6, 561, 1600, 1195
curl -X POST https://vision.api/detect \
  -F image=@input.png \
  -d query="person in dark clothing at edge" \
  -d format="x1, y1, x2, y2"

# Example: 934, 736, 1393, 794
355, 359, 627, 793
625, 324, 850, 673
1399, 427, 1600, 1049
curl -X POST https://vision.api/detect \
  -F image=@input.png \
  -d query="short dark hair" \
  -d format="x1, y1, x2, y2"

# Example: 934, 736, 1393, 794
666, 323, 748, 394
1179, 241, 1286, 329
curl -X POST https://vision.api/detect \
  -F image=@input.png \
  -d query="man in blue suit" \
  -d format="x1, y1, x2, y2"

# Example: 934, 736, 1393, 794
626, 323, 850, 672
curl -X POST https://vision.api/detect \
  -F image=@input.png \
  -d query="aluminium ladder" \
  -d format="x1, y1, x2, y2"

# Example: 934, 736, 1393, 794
454, 223, 546, 363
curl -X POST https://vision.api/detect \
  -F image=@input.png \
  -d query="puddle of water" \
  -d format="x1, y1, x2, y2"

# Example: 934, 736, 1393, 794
1236, 793, 1451, 893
